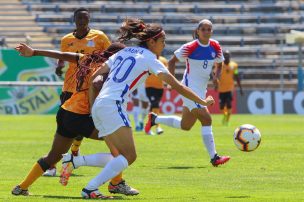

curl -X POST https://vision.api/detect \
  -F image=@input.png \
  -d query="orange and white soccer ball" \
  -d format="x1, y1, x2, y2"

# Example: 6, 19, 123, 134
233, 124, 261, 152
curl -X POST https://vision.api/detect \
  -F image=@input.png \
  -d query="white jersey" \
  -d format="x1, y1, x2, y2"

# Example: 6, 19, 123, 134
175, 39, 224, 97
97, 46, 169, 103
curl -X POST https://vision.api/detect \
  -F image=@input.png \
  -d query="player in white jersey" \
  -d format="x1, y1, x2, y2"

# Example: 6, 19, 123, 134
145, 19, 230, 167
71, 18, 214, 198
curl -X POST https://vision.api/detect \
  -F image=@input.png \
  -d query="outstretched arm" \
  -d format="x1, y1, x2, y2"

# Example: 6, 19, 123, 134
157, 72, 214, 106
15, 43, 80, 63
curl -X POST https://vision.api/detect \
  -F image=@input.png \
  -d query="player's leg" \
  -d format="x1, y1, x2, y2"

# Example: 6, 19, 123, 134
106, 140, 139, 195
147, 87, 164, 134
82, 127, 137, 198
225, 91, 233, 125
70, 135, 83, 156
145, 94, 198, 133
132, 97, 141, 131
12, 133, 73, 195
193, 108, 230, 166
219, 92, 228, 125
43, 91, 73, 177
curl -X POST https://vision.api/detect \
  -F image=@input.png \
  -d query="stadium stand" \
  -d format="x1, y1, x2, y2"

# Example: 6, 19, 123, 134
2, 0, 303, 89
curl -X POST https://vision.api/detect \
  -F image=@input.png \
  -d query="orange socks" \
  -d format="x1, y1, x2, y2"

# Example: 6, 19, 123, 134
19, 163, 44, 190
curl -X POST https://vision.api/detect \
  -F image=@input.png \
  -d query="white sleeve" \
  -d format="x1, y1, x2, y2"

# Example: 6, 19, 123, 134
148, 58, 169, 75
105, 54, 116, 69
214, 44, 224, 64
174, 44, 187, 62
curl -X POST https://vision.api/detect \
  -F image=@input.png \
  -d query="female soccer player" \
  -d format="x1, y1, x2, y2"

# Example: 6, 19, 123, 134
12, 43, 138, 197
145, 19, 230, 167
71, 18, 215, 198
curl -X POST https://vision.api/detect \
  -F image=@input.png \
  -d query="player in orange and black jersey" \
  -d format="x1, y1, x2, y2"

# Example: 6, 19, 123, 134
218, 50, 243, 125
145, 56, 168, 134
12, 42, 139, 197
46, 7, 111, 176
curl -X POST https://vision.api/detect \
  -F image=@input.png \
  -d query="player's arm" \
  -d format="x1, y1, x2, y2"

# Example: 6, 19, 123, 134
88, 63, 110, 111
15, 43, 80, 62
212, 62, 222, 90
157, 72, 214, 106
234, 69, 243, 95
168, 55, 179, 76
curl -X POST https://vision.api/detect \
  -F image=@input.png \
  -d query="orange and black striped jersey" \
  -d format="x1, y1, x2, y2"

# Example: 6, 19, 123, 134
61, 54, 102, 114
145, 56, 168, 89
218, 61, 238, 93
61, 29, 111, 93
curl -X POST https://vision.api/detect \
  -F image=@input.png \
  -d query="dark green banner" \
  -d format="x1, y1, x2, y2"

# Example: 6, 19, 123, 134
0, 49, 63, 114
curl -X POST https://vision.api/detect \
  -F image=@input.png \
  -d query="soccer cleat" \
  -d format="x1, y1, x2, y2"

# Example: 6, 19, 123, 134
146, 130, 155, 135
81, 188, 113, 199
139, 121, 144, 130
11, 185, 29, 196
135, 125, 142, 132
59, 153, 75, 186
42, 167, 56, 177
108, 180, 139, 196
144, 112, 157, 133
210, 154, 230, 167
156, 126, 164, 135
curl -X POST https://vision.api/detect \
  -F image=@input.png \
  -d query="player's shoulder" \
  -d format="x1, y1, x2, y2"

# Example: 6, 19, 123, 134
209, 38, 221, 46
61, 32, 75, 41
230, 61, 238, 67
89, 29, 107, 36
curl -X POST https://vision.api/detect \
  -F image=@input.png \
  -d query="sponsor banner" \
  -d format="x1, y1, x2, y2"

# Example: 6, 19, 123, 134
127, 88, 237, 114
0, 49, 62, 114
237, 90, 304, 114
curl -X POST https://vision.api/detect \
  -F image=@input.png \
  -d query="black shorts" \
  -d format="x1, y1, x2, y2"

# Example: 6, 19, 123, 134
146, 87, 164, 109
60, 91, 73, 105
56, 107, 95, 139
219, 91, 233, 109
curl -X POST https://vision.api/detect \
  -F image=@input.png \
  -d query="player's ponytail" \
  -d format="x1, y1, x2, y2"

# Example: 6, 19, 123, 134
118, 18, 164, 47
76, 42, 126, 91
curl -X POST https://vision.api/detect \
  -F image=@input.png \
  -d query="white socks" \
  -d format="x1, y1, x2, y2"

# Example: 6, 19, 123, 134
74, 153, 113, 168
132, 106, 140, 127
155, 115, 181, 129
201, 126, 216, 159
85, 155, 128, 190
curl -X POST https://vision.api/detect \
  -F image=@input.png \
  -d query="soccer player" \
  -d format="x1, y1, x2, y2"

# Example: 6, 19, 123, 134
145, 19, 230, 167
62, 18, 214, 199
145, 55, 168, 135
218, 50, 243, 126
43, 7, 111, 177
12, 43, 138, 197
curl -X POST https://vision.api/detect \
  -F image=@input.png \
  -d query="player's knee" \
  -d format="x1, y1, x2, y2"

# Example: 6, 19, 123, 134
37, 158, 51, 172
74, 135, 84, 141
181, 124, 192, 131
124, 152, 137, 165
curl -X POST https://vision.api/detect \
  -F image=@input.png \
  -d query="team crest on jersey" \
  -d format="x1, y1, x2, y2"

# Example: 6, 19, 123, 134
211, 52, 216, 58
87, 40, 95, 47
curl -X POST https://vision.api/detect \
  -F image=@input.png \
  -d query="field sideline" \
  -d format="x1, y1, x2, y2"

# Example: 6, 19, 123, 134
0, 114, 303, 202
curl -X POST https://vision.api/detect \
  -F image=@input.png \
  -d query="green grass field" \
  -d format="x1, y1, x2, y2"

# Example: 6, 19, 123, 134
0, 114, 303, 202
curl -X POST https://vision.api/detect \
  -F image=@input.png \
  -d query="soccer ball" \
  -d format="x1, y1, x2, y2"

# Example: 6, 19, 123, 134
233, 124, 261, 152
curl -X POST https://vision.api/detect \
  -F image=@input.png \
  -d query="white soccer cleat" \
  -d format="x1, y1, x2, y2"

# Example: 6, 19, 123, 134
42, 167, 56, 177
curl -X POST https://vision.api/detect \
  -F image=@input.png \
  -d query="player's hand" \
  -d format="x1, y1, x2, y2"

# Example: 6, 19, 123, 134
15, 43, 34, 57
55, 66, 64, 77
204, 95, 215, 106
